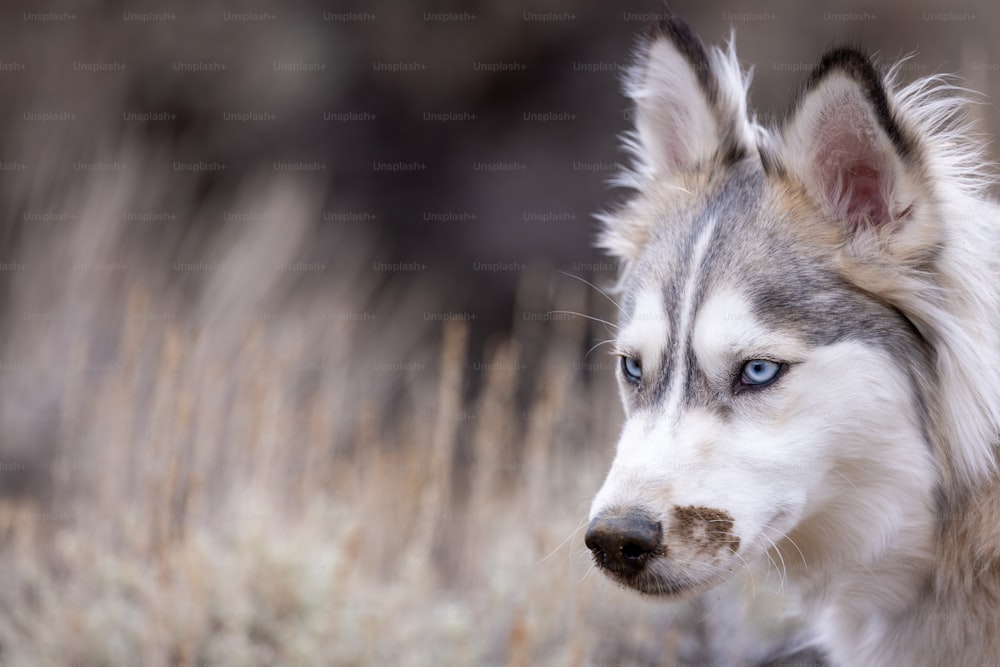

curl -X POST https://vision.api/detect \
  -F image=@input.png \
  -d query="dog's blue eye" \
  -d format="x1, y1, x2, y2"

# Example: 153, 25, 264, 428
621, 356, 642, 382
741, 359, 781, 387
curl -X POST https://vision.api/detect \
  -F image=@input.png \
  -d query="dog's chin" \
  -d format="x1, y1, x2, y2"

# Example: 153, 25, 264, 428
598, 562, 727, 599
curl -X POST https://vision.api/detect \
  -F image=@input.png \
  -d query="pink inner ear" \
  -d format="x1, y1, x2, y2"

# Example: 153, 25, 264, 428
831, 161, 889, 229
811, 102, 894, 229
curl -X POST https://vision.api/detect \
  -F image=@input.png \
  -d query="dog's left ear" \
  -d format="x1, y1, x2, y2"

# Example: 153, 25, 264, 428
774, 49, 920, 233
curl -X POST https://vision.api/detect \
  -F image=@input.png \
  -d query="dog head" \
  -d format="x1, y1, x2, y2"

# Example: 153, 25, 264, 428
584, 16, 994, 596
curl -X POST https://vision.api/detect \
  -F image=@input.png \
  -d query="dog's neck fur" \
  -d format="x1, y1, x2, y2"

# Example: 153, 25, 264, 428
783, 473, 935, 658
787, 476, 1000, 665
779, 190, 1000, 664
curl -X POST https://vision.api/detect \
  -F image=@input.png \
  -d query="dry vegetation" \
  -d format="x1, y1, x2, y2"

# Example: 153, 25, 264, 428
0, 136, 805, 666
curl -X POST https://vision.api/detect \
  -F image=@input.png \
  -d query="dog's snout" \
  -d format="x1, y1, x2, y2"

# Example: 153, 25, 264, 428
585, 509, 661, 574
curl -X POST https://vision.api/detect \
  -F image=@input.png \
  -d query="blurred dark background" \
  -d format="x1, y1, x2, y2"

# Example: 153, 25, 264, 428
1, 0, 998, 341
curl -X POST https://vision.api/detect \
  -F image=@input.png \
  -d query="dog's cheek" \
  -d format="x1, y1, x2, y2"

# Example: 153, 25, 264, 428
680, 409, 815, 539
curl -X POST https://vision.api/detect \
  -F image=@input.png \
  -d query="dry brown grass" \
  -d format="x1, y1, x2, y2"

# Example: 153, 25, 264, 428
0, 138, 802, 667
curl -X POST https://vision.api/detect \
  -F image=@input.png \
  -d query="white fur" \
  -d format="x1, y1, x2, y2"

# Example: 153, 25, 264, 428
629, 37, 719, 174
617, 287, 670, 377
710, 35, 757, 154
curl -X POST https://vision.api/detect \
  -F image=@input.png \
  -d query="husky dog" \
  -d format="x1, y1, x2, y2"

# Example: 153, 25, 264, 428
585, 16, 1000, 665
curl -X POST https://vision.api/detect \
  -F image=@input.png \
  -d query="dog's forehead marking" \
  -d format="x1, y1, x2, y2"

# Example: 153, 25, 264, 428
662, 214, 719, 423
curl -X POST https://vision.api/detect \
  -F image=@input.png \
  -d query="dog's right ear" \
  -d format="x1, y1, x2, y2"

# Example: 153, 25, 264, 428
601, 18, 754, 268
626, 17, 754, 175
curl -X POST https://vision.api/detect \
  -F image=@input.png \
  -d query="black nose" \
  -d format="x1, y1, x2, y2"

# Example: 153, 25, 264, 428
585, 509, 661, 574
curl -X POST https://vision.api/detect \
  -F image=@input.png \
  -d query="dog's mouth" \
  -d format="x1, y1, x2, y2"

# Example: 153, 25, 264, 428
593, 553, 731, 598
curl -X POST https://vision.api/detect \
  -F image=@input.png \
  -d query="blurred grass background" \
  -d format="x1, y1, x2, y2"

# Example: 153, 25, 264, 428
0, 0, 996, 665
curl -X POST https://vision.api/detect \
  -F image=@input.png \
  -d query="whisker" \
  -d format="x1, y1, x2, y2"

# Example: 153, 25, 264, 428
694, 586, 726, 624
558, 270, 625, 316
584, 338, 617, 361
547, 310, 619, 331
538, 516, 590, 565
831, 469, 860, 494
766, 526, 809, 575
760, 533, 788, 593
702, 527, 757, 598
731, 549, 757, 599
